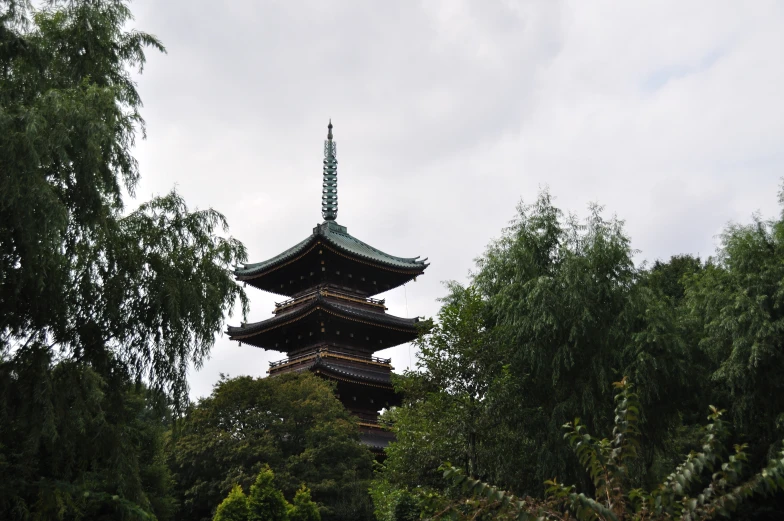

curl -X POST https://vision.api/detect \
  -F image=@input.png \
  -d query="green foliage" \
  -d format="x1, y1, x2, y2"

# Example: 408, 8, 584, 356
1, 0, 165, 341
647, 255, 703, 302
369, 478, 424, 521
248, 466, 289, 521
1, 0, 246, 406
564, 377, 641, 511
214, 485, 249, 521
472, 192, 645, 489
0, 355, 177, 520
288, 485, 321, 521
168, 372, 374, 521
393, 490, 423, 521
0, 1, 246, 519
435, 379, 784, 521
368, 476, 403, 521
378, 188, 784, 518
212, 473, 320, 521
96, 192, 248, 403
624, 254, 707, 480
685, 193, 784, 461
381, 191, 695, 501
384, 284, 500, 491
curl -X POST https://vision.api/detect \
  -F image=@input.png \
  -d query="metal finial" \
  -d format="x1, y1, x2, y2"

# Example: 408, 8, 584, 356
322, 120, 338, 221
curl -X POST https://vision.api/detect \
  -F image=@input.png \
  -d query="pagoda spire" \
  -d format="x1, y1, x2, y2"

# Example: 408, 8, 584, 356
321, 120, 338, 221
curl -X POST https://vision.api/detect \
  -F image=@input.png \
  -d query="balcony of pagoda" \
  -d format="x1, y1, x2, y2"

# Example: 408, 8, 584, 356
273, 287, 387, 316
267, 347, 393, 376
267, 347, 400, 400
360, 427, 396, 454
352, 410, 382, 425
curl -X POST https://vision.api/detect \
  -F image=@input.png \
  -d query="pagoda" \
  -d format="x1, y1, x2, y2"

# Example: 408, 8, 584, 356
227, 122, 428, 453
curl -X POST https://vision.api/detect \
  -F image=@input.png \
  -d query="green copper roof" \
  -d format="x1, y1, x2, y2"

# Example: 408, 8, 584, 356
235, 221, 428, 278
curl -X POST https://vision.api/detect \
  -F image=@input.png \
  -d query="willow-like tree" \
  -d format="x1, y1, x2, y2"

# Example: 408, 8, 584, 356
0, 1, 246, 519
379, 191, 697, 509
685, 190, 784, 466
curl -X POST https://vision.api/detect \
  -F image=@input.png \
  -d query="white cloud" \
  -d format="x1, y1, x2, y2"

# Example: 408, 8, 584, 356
128, 0, 784, 400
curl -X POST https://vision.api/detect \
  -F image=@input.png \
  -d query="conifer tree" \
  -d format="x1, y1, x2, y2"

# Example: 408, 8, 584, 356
288, 485, 321, 521
214, 485, 250, 521
247, 466, 289, 521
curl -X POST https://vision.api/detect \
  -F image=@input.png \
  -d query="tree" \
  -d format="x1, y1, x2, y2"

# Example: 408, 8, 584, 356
470, 192, 645, 490
0, 1, 247, 518
685, 191, 784, 465
379, 191, 696, 503
168, 372, 374, 521
647, 255, 703, 302
1, 0, 246, 403
376, 190, 784, 519
212, 472, 320, 521
383, 284, 498, 491
374, 195, 747, 520
288, 485, 321, 521
0, 358, 179, 520
214, 485, 249, 521
436, 378, 784, 521
629, 255, 710, 486
248, 466, 289, 521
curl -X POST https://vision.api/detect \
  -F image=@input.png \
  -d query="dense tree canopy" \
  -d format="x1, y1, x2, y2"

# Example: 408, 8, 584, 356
686, 207, 784, 462
4, 2, 784, 521
0, 1, 247, 518
435, 379, 784, 521
168, 373, 375, 521
247, 466, 289, 521
0, 0, 247, 404
0, 362, 178, 520
214, 485, 250, 521
376, 189, 784, 520
382, 192, 696, 498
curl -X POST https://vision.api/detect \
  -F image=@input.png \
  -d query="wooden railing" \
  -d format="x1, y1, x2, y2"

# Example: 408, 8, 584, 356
274, 288, 386, 313
354, 411, 379, 423
357, 417, 394, 431
268, 348, 392, 371
268, 350, 317, 369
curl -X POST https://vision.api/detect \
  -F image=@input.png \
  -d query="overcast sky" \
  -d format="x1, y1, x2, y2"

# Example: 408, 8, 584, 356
127, 0, 784, 401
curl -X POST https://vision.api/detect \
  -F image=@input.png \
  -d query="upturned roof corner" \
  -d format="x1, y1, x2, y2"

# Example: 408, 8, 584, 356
233, 220, 428, 296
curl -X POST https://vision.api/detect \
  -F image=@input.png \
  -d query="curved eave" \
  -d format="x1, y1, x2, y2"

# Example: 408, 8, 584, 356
360, 430, 396, 451
318, 221, 429, 272
227, 296, 419, 348
234, 222, 429, 282
312, 358, 394, 387
234, 235, 318, 280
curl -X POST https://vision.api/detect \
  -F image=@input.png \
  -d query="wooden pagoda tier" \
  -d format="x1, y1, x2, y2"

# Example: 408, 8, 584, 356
229, 122, 428, 455
264, 347, 400, 451
234, 221, 428, 297
227, 288, 420, 353
226, 286, 413, 453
